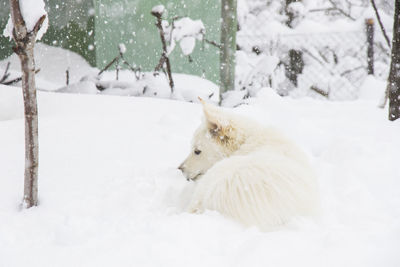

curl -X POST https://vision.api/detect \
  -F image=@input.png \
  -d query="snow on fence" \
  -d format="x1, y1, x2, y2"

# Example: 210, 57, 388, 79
236, 25, 391, 101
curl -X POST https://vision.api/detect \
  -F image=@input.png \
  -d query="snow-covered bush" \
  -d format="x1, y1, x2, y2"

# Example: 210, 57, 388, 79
235, 0, 393, 102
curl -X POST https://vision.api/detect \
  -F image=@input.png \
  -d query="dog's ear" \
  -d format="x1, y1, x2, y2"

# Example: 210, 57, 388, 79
198, 98, 232, 143
198, 97, 225, 129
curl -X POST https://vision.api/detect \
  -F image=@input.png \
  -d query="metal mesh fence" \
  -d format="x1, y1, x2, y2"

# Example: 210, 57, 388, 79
236, 13, 391, 101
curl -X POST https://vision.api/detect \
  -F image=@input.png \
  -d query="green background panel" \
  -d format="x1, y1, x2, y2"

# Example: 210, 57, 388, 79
0, 0, 96, 65
94, 0, 221, 84
0, 0, 15, 60
1, 0, 222, 84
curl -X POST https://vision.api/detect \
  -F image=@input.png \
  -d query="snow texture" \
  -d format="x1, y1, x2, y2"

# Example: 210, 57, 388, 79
151, 4, 165, 15
3, 0, 48, 41
118, 43, 126, 54
0, 81, 399, 266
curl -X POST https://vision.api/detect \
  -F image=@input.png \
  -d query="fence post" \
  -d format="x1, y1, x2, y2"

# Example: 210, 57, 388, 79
220, 0, 237, 95
287, 49, 304, 87
366, 18, 374, 75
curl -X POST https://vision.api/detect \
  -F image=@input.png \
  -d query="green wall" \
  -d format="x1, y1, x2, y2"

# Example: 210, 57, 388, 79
0, 1, 14, 60
0, 0, 95, 65
1, 0, 222, 84
42, 18, 96, 66
94, 0, 221, 84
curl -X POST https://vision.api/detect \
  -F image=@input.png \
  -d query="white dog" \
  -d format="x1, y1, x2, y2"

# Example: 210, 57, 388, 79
179, 99, 319, 230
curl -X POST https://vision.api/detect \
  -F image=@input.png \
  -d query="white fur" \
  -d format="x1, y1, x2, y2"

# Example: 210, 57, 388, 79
179, 101, 319, 231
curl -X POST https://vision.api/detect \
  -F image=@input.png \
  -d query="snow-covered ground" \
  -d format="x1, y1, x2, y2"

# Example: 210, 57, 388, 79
1, 80, 399, 266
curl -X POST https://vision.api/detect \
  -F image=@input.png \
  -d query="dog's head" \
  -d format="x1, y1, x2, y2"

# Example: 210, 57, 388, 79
179, 99, 240, 181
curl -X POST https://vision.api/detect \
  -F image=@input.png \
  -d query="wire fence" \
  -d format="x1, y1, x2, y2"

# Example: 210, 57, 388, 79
236, 21, 391, 101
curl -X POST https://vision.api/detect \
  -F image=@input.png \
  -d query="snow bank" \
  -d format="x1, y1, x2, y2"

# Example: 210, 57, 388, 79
55, 71, 219, 103
0, 43, 97, 90
0, 84, 23, 121
0, 83, 399, 266
358, 75, 386, 101
0, 43, 218, 102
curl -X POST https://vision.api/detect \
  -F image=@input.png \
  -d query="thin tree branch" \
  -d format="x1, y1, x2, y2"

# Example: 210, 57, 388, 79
169, 16, 182, 43
328, 0, 356, 21
369, 0, 391, 48
152, 8, 174, 93
3, 69, 40, 85
0, 62, 11, 83
120, 55, 141, 80
32, 15, 46, 34
9, 0, 26, 40
204, 38, 222, 50
310, 85, 329, 97
98, 56, 119, 76
66, 68, 69, 86
371, 0, 392, 109
340, 65, 364, 76
309, 7, 337, 13
302, 48, 336, 76
97, 46, 142, 80
154, 55, 167, 73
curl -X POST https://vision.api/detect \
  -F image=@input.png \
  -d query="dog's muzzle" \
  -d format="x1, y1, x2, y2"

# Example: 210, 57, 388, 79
185, 172, 203, 182
178, 164, 202, 181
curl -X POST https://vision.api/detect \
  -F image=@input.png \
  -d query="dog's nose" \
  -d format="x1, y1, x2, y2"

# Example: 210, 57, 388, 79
178, 164, 185, 172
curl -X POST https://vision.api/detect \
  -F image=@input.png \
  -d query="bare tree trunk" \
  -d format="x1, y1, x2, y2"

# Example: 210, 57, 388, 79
9, 0, 46, 208
20, 46, 39, 208
388, 0, 400, 121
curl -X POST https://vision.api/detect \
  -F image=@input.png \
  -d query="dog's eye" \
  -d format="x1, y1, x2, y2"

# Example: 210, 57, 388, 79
194, 149, 202, 155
